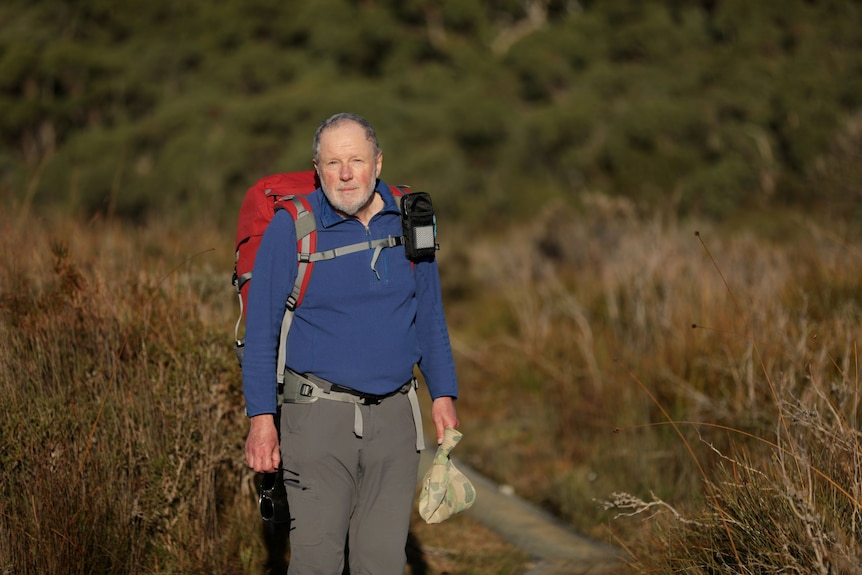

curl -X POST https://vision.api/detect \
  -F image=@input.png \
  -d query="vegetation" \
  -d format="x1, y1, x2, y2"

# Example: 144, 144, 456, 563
3, 1, 862, 573
447, 198, 862, 571
1, 0, 862, 225
3, 198, 861, 573
0, 213, 530, 574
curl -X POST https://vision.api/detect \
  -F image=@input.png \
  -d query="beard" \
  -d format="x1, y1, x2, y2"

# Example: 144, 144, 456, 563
326, 189, 374, 217
323, 182, 376, 217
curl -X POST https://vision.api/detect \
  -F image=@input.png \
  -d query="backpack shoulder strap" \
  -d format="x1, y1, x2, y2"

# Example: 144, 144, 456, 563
277, 195, 317, 311
391, 185, 408, 204
274, 195, 316, 386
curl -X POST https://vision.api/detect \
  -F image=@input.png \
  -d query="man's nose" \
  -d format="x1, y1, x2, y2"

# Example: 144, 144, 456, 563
339, 164, 353, 180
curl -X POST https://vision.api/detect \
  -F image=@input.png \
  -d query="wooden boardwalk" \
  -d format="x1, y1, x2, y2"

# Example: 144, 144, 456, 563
418, 450, 628, 574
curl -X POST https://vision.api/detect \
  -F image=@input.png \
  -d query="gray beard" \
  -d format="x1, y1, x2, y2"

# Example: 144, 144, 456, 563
325, 189, 375, 218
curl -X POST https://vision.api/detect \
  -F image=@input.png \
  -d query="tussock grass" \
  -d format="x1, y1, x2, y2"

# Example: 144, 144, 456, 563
445, 198, 862, 572
3, 199, 860, 573
0, 214, 255, 574
0, 212, 527, 575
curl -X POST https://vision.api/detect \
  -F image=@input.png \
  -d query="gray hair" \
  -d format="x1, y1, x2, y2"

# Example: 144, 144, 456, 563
312, 113, 381, 162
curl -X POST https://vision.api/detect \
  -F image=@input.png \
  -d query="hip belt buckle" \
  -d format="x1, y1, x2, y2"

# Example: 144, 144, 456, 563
331, 384, 385, 405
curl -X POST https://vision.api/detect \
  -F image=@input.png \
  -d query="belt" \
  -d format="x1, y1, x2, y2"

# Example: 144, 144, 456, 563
329, 382, 404, 405
282, 368, 426, 451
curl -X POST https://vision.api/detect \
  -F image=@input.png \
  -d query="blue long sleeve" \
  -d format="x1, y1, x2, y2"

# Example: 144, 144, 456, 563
242, 181, 458, 417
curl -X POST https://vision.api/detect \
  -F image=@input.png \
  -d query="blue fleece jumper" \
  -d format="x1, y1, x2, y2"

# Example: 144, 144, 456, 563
242, 179, 459, 417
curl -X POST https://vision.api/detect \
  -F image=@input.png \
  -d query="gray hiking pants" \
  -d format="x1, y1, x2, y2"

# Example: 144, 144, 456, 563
281, 390, 421, 575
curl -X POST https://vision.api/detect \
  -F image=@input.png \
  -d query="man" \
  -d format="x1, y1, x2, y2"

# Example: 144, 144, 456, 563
242, 113, 459, 574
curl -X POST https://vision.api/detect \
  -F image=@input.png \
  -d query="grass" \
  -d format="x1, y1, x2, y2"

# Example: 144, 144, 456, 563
0, 213, 529, 574
0, 216, 248, 574
446, 198, 862, 572
1, 197, 861, 573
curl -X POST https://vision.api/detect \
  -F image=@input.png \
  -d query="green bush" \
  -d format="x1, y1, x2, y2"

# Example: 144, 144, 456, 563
2, 1, 862, 226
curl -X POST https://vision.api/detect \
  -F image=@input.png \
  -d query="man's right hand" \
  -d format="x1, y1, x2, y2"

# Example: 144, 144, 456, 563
245, 414, 281, 473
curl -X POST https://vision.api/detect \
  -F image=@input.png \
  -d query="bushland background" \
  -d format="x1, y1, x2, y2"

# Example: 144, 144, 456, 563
2, 1, 862, 573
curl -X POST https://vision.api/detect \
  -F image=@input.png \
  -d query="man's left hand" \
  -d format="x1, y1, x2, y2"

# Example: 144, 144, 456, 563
431, 396, 459, 444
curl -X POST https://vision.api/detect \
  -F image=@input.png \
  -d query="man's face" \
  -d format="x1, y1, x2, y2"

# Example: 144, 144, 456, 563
314, 121, 383, 219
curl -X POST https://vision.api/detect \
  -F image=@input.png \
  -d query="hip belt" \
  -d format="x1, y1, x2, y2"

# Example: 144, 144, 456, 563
282, 368, 426, 451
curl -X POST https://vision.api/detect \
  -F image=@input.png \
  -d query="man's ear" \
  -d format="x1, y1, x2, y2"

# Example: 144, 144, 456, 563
375, 152, 383, 178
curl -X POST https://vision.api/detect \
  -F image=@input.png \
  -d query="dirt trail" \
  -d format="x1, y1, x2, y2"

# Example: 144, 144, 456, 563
418, 450, 627, 574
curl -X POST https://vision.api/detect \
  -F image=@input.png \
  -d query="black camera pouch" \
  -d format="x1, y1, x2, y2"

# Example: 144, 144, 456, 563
400, 192, 437, 261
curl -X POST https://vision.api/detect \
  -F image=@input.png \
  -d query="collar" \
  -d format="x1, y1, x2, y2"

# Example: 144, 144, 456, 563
314, 179, 398, 228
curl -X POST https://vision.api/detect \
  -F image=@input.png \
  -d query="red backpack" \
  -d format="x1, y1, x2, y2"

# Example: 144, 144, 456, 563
232, 170, 409, 365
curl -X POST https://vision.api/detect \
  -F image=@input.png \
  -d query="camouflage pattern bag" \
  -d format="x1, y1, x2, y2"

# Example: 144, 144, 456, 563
419, 428, 476, 524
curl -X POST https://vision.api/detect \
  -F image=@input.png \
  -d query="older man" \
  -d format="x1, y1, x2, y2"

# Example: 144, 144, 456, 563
242, 113, 459, 574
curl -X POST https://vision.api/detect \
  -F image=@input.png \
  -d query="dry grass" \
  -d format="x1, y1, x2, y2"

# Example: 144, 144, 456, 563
0, 212, 529, 575
443, 197, 862, 572
0, 214, 255, 574
2, 199, 861, 573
